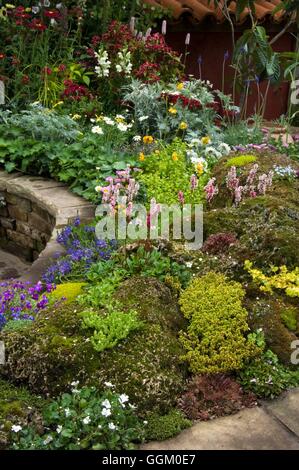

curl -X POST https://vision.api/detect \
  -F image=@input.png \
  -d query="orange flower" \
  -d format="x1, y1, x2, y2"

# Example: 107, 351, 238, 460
139, 152, 145, 161
143, 135, 154, 144
172, 152, 179, 161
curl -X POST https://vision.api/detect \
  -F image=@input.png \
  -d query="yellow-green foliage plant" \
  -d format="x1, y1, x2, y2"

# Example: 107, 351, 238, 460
226, 154, 257, 167
245, 261, 299, 298
179, 272, 260, 374
49, 282, 87, 305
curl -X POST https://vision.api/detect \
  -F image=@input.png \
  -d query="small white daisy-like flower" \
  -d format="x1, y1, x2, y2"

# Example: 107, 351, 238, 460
102, 399, 111, 409
83, 416, 91, 425
119, 394, 129, 405
56, 425, 63, 434
101, 408, 111, 418
11, 425, 22, 433
91, 125, 104, 135
108, 422, 117, 430
133, 135, 141, 142
65, 408, 71, 418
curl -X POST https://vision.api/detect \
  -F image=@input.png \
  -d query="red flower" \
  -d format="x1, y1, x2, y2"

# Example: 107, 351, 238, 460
91, 36, 101, 47
21, 75, 30, 85
44, 10, 61, 19
0, 54, 5, 60
28, 19, 47, 31
58, 64, 66, 73
42, 67, 52, 76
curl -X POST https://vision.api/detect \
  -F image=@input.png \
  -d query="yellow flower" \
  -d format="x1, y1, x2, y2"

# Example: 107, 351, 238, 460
143, 135, 154, 144
168, 107, 177, 115
139, 152, 145, 161
25, 7, 31, 12
196, 162, 204, 176
201, 136, 211, 145
155, 150, 160, 155
5, 4, 15, 8
172, 152, 179, 161
71, 114, 81, 120
179, 122, 188, 130
176, 82, 184, 90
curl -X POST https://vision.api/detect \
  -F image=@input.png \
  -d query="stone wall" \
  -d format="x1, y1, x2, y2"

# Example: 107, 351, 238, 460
0, 171, 95, 266
0, 191, 55, 262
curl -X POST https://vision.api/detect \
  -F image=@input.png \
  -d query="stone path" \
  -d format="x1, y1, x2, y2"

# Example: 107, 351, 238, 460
0, 249, 30, 280
142, 388, 299, 450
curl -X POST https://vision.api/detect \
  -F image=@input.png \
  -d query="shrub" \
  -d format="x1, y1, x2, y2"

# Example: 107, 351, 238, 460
11, 385, 144, 450
226, 154, 257, 167
178, 374, 256, 420
238, 350, 299, 399
145, 410, 191, 441
179, 272, 260, 374
202, 232, 237, 254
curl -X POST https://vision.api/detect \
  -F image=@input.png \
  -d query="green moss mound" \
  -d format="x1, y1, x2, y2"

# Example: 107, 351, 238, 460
226, 154, 257, 167
0, 277, 186, 415
145, 410, 192, 441
49, 282, 87, 304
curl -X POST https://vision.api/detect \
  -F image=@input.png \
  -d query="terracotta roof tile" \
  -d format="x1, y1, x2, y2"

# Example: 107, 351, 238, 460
143, 0, 287, 24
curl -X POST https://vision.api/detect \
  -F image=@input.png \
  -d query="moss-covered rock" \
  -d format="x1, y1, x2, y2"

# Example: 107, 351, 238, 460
0, 379, 45, 449
114, 276, 186, 331
245, 295, 299, 365
0, 277, 186, 415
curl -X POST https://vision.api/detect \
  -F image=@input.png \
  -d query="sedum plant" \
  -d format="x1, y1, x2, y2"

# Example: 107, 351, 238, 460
179, 272, 261, 374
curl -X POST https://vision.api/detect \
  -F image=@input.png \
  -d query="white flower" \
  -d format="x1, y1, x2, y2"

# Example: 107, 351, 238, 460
119, 394, 129, 405
32, 6, 40, 14
56, 425, 63, 434
11, 425, 22, 433
104, 382, 114, 388
218, 142, 231, 155
98, 424, 102, 429
138, 116, 148, 122
95, 185, 102, 193
103, 117, 114, 126
143, 420, 148, 425
65, 408, 71, 418
116, 114, 125, 120
108, 422, 117, 430
250, 378, 257, 383
43, 435, 53, 445
95, 49, 111, 78
102, 399, 111, 409
92, 126, 104, 135
117, 123, 128, 132
204, 146, 222, 159
186, 262, 193, 268
83, 416, 91, 425
102, 408, 111, 417
133, 135, 141, 142
116, 49, 133, 76
71, 381, 79, 387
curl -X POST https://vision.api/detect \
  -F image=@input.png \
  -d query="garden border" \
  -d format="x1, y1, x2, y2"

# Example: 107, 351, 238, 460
0, 170, 95, 282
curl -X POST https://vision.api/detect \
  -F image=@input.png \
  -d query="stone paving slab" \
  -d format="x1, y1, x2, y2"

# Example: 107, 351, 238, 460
142, 390, 299, 450
0, 249, 30, 280
262, 388, 299, 437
